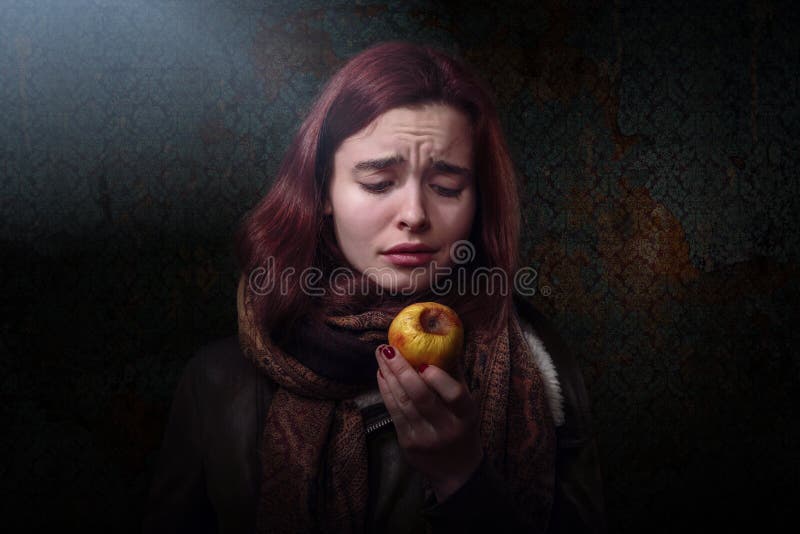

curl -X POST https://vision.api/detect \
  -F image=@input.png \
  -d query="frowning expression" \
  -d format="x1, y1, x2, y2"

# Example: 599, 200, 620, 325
324, 104, 477, 293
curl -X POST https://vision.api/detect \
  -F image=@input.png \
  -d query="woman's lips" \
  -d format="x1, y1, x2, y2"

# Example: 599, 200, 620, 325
381, 252, 436, 267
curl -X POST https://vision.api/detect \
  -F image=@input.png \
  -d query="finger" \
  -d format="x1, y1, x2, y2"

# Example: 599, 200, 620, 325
378, 345, 444, 415
376, 368, 412, 437
375, 348, 430, 426
377, 367, 438, 451
417, 364, 476, 420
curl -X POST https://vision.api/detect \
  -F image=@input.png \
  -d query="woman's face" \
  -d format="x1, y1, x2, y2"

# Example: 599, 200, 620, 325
325, 103, 477, 293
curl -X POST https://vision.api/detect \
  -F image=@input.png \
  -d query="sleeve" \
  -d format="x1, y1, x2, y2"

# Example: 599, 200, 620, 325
514, 296, 608, 534
418, 454, 535, 534
548, 430, 607, 534
545, 332, 607, 534
142, 355, 217, 534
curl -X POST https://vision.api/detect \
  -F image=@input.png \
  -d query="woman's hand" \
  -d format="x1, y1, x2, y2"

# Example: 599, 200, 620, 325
375, 344, 484, 502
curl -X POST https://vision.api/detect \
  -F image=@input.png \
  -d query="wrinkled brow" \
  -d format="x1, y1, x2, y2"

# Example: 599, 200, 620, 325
352, 154, 472, 179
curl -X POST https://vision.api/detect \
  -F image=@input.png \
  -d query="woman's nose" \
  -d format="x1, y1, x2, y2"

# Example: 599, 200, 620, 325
397, 184, 429, 232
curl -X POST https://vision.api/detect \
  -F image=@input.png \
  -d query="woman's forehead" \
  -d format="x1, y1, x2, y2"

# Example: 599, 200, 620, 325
338, 105, 473, 163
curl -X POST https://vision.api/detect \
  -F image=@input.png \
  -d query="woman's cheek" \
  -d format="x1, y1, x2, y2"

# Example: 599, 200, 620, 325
353, 196, 395, 226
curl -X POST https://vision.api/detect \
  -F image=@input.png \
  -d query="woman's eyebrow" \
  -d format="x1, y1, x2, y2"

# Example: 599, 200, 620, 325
430, 159, 473, 179
352, 154, 472, 178
352, 154, 404, 174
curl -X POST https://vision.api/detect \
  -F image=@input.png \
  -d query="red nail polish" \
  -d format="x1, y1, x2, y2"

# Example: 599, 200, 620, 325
381, 345, 395, 359
418, 364, 429, 373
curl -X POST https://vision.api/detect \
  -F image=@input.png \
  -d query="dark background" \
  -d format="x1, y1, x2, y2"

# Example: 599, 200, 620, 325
2, 0, 798, 531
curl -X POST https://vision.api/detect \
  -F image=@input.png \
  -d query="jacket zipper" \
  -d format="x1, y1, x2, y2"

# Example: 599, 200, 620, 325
365, 414, 394, 435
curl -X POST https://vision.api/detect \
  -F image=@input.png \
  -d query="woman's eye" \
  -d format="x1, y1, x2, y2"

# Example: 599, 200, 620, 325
431, 185, 462, 198
360, 181, 392, 194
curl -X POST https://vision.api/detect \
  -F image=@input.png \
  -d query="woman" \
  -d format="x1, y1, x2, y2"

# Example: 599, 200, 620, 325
144, 41, 605, 533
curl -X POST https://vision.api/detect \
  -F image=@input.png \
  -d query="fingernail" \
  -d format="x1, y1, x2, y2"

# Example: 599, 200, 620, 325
418, 364, 429, 373
381, 345, 395, 359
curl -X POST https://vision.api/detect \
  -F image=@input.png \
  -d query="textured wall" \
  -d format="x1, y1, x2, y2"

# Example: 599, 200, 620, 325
2, 0, 798, 531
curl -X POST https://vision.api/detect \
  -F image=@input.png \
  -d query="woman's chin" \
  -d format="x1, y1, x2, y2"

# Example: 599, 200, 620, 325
368, 272, 431, 296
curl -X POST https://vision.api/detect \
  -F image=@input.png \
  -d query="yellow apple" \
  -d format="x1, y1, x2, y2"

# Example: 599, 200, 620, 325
387, 302, 464, 373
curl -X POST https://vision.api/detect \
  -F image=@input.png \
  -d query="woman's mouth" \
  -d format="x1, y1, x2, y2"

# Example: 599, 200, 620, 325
380, 243, 437, 267
381, 251, 436, 267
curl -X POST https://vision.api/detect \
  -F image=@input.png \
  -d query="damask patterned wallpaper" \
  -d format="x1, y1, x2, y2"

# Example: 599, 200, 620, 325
2, 0, 797, 531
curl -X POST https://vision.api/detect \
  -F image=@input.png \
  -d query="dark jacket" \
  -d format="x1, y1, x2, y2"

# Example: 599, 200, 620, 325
143, 296, 606, 533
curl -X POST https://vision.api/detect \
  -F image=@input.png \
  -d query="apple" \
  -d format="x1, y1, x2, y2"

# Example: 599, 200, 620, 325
387, 302, 464, 373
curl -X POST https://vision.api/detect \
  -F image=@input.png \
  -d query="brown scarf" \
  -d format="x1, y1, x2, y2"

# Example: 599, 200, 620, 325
237, 276, 556, 533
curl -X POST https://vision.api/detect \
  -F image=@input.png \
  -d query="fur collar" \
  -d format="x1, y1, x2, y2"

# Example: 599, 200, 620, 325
519, 318, 566, 427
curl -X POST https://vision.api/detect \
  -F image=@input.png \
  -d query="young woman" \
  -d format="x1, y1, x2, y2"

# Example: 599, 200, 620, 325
144, 41, 605, 534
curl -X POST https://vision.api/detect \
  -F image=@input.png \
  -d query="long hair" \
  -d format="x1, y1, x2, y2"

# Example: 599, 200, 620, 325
235, 41, 523, 340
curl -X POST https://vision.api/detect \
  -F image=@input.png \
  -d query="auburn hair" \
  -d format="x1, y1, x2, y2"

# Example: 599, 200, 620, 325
235, 41, 523, 342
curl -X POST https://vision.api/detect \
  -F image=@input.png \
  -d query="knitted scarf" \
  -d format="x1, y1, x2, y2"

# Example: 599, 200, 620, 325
236, 275, 556, 533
